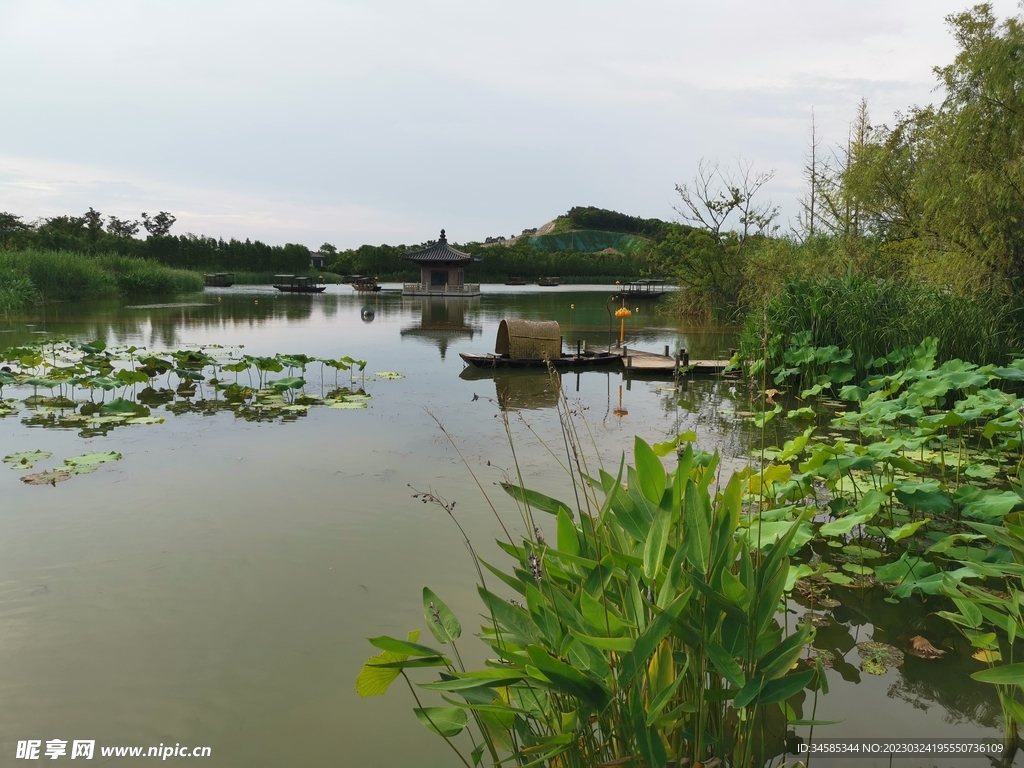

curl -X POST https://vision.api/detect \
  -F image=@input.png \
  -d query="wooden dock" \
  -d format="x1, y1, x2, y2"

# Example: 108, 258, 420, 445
590, 347, 731, 375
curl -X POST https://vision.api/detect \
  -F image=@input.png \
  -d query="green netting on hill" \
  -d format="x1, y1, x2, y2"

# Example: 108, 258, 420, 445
526, 231, 648, 253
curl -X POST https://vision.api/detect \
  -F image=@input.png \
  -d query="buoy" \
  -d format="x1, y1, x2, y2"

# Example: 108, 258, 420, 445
254, 300, 258, 305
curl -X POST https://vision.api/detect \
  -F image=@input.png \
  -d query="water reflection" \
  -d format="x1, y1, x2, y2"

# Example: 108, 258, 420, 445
400, 297, 483, 360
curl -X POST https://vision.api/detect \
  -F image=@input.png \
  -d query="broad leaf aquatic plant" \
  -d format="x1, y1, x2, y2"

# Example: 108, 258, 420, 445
358, 437, 821, 768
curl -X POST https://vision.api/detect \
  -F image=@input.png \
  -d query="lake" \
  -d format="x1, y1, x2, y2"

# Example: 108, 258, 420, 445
0, 284, 1009, 766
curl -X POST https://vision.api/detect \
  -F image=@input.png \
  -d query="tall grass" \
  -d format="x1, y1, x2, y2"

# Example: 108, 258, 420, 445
741, 273, 1024, 375
0, 248, 202, 312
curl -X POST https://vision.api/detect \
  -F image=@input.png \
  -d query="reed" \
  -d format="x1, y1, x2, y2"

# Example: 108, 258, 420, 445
0, 248, 203, 306
740, 273, 1024, 375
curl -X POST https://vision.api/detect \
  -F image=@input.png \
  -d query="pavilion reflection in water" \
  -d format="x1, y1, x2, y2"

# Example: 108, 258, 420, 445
400, 297, 482, 359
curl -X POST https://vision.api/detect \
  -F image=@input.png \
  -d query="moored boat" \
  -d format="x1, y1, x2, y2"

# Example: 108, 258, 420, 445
203, 272, 234, 287
273, 275, 327, 293
537, 276, 562, 286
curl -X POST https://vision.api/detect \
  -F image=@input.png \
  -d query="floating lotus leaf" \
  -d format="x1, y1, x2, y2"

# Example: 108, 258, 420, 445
25, 377, 62, 388
86, 415, 128, 424
3, 449, 52, 469
343, 394, 371, 402
66, 464, 99, 475
816, 597, 841, 609
860, 657, 887, 675
375, 372, 405, 380
823, 572, 854, 585
282, 405, 308, 412
857, 641, 904, 668
64, 451, 122, 467
125, 416, 165, 425
797, 613, 831, 627
841, 563, 874, 575
809, 648, 835, 669
21, 470, 73, 486
842, 545, 884, 559
328, 401, 368, 409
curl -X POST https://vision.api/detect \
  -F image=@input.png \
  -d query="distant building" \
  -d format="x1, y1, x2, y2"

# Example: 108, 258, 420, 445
401, 229, 481, 297
309, 250, 328, 269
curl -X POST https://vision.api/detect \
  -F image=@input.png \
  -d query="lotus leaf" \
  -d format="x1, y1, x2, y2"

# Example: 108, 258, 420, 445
841, 563, 874, 575
860, 657, 887, 675
857, 641, 904, 668
375, 372, 405, 380
64, 451, 122, 467
21, 470, 73, 486
842, 545, 883, 559
3, 449, 52, 469
126, 416, 165, 425
99, 398, 138, 414
269, 377, 305, 391
328, 401, 368, 409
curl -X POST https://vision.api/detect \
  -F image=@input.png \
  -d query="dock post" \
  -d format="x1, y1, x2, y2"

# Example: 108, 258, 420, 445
683, 349, 690, 367
664, 344, 669, 357
674, 350, 681, 390
582, 340, 587, 352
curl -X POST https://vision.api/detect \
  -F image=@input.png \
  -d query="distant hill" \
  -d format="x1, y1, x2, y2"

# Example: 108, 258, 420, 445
476, 207, 674, 254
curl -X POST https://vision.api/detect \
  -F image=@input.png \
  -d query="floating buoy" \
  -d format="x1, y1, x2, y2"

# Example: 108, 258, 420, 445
254, 300, 258, 305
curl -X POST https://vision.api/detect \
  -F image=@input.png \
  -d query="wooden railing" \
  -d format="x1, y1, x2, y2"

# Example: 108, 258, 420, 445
402, 283, 481, 294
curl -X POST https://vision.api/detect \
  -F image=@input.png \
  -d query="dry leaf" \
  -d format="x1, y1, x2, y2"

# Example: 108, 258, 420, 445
908, 635, 946, 659
764, 388, 783, 404
973, 649, 1002, 662
21, 470, 72, 486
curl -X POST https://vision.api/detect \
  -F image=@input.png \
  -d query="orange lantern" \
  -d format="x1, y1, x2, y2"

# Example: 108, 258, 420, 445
614, 306, 632, 343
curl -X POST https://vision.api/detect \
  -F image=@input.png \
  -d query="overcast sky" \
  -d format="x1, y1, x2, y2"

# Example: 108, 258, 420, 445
1, 0, 1021, 248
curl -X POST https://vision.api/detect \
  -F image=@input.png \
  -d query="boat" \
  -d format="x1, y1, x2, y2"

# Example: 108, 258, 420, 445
350, 277, 381, 292
203, 272, 234, 287
615, 278, 669, 299
504, 276, 527, 286
459, 318, 620, 370
459, 350, 620, 369
537, 276, 562, 287
272, 275, 326, 293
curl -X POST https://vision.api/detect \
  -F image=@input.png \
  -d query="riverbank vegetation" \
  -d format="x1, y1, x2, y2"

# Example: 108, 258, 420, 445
0, 210, 315, 274
655, 4, 1024, 374
0, 249, 202, 313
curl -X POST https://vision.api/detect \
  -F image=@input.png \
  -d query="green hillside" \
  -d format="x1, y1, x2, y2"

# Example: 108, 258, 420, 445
526, 230, 648, 253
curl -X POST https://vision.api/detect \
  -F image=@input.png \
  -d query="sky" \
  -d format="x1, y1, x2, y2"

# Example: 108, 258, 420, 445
1, 0, 1021, 248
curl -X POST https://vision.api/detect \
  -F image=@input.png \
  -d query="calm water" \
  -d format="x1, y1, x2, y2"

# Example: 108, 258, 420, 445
0, 285, 1009, 766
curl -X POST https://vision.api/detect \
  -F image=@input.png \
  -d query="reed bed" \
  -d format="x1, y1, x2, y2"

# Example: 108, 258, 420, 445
0, 248, 203, 313
741, 273, 1024, 374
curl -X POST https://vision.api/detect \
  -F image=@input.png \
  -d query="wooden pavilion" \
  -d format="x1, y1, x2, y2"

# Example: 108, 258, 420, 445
401, 229, 481, 297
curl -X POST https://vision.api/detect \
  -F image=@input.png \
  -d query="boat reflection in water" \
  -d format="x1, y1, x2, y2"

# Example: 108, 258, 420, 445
459, 367, 561, 411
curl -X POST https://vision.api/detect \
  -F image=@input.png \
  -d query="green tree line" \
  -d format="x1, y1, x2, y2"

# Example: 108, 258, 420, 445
0, 209, 312, 273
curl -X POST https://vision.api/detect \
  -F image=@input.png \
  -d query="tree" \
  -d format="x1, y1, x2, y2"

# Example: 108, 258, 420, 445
83, 207, 104, 242
795, 109, 827, 239
659, 159, 779, 318
319, 242, 337, 255
107, 215, 140, 239
141, 211, 176, 237
0, 212, 30, 248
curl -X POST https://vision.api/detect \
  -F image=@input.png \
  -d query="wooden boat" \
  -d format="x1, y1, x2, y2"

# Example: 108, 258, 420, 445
273, 275, 326, 293
351, 277, 381, 292
203, 272, 234, 287
616, 278, 668, 299
504, 276, 527, 286
459, 351, 620, 370
537, 276, 562, 286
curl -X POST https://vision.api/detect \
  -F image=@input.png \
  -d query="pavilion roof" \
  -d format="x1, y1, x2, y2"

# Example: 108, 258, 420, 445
402, 230, 474, 265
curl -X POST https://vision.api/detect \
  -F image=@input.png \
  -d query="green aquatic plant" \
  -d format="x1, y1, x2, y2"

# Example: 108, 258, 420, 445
358, 437, 822, 768
0, 340, 372, 437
